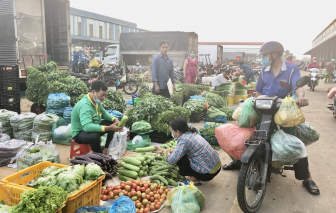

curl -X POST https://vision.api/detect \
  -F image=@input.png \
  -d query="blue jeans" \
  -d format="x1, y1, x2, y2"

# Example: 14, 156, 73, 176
245, 71, 255, 84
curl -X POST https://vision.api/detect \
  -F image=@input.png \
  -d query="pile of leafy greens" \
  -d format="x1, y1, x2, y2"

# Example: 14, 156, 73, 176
207, 106, 225, 118
153, 107, 191, 135
170, 92, 183, 106
204, 93, 225, 108
126, 93, 175, 127
102, 89, 127, 113
26, 61, 88, 107
177, 84, 212, 99
137, 83, 152, 98
84, 163, 105, 180
132, 120, 152, 133
219, 107, 235, 120
11, 186, 68, 213
183, 99, 206, 114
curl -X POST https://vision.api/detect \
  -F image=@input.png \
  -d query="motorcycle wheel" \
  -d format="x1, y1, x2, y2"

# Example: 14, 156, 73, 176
30, 103, 46, 115
123, 82, 138, 95
311, 82, 315, 91
237, 157, 268, 213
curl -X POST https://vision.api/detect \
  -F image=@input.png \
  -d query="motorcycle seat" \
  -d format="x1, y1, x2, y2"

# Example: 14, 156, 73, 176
70, 72, 90, 78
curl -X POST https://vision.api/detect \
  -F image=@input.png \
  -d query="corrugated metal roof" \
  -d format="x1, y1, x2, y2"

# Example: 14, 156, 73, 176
198, 42, 265, 45
70, 7, 137, 28
304, 33, 336, 55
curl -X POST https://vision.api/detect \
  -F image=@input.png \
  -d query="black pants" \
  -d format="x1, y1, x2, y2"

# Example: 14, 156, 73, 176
176, 155, 220, 181
152, 87, 170, 98
73, 120, 114, 153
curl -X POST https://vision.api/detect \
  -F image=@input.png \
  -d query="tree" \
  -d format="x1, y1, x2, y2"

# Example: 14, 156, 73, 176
282, 50, 296, 60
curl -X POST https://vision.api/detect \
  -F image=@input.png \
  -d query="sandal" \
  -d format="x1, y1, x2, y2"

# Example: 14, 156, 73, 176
182, 179, 202, 186
222, 161, 241, 170
302, 180, 320, 195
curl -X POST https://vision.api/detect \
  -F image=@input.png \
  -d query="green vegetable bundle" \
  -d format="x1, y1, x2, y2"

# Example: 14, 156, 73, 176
296, 122, 319, 146
26, 61, 88, 107
219, 107, 235, 120
179, 84, 212, 99
210, 90, 230, 97
132, 120, 152, 133
137, 83, 152, 98
170, 92, 183, 106
207, 106, 225, 118
204, 93, 225, 108
126, 93, 175, 127
235, 89, 247, 96
0, 110, 18, 138
232, 77, 239, 82
216, 82, 234, 91
11, 186, 68, 213
153, 107, 191, 135
235, 82, 245, 89
199, 126, 216, 138
183, 99, 206, 113
102, 89, 127, 113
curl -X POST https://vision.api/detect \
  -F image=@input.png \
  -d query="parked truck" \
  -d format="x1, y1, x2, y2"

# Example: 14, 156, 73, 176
100, 31, 198, 71
0, 0, 71, 85
198, 44, 223, 65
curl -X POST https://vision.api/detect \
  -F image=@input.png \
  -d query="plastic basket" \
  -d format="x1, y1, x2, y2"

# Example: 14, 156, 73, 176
189, 109, 207, 122
0, 91, 20, 106
226, 97, 234, 106
234, 95, 248, 104
0, 65, 19, 79
1, 161, 105, 213
0, 78, 20, 92
0, 182, 66, 213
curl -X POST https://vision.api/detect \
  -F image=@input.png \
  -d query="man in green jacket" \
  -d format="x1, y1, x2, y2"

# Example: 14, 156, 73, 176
71, 80, 123, 154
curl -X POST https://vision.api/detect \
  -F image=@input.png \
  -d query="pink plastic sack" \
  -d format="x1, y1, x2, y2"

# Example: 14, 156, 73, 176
327, 87, 336, 99
215, 124, 255, 160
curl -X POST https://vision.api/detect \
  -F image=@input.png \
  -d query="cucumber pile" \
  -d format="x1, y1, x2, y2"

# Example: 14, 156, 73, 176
159, 139, 177, 149
117, 152, 185, 186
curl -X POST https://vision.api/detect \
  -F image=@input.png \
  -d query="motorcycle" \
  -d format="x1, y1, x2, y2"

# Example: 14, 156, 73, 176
236, 76, 311, 213
73, 59, 87, 74
174, 69, 185, 83
70, 72, 91, 88
327, 94, 336, 118
89, 65, 138, 95
308, 68, 320, 91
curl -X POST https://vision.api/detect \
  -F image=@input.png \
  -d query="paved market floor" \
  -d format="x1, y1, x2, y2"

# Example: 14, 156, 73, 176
2, 71, 336, 212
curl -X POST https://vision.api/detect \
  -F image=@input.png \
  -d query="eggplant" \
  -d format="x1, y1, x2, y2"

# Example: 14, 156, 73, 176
93, 152, 112, 161
75, 156, 94, 162
104, 171, 113, 179
70, 159, 92, 165
110, 159, 118, 165
91, 159, 102, 166
85, 153, 105, 161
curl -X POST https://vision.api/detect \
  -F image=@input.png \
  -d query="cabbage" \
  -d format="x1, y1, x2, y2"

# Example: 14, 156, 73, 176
56, 171, 83, 192
84, 163, 105, 180
67, 164, 85, 177
0, 203, 12, 213
40, 166, 60, 177
27, 175, 57, 188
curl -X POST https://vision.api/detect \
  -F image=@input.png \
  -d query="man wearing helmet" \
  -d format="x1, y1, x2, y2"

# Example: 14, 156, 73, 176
307, 57, 321, 70
222, 41, 320, 195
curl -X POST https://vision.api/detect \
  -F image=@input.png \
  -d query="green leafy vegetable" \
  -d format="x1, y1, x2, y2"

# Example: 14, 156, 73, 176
84, 163, 105, 180
207, 106, 225, 118
57, 171, 84, 192
204, 93, 225, 108
235, 89, 247, 96
11, 186, 67, 213
170, 92, 183, 106
102, 90, 127, 113
199, 126, 216, 138
137, 83, 152, 98
40, 166, 60, 177
132, 120, 152, 133
216, 82, 234, 91
235, 82, 245, 89
183, 99, 206, 113
219, 107, 234, 120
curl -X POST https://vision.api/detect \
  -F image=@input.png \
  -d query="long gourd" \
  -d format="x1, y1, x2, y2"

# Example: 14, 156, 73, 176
120, 162, 140, 172
118, 116, 128, 127
135, 146, 156, 153
124, 158, 142, 166
119, 169, 138, 179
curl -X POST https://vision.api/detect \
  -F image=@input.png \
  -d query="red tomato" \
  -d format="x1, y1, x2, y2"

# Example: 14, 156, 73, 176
150, 197, 154, 202
146, 195, 150, 200
113, 190, 119, 196
141, 187, 146, 192
144, 208, 150, 213
135, 180, 140, 186
136, 186, 141, 191
144, 183, 149, 189
132, 184, 137, 189
155, 204, 160, 210
116, 186, 121, 190
120, 183, 125, 189
138, 210, 143, 213
150, 206, 155, 211
102, 195, 107, 201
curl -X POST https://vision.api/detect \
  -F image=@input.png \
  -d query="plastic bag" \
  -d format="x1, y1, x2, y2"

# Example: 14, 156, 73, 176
106, 110, 124, 121
205, 114, 227, 123
274, 96, 305, 127
32, 113, 59, 142
47, 107, 66, 117
232, 97, 253, 120
131, 120, 151, 133
0, 109, 18, 138
108, 195, 136, 213
46, 93, 70, 109
215, 124, 255, 160
52, 117, 72, 145
63, 107, 73, 123
204, 122, 223, 128
238, 98, 260, 128
171, 183, 200, 213
296, 122, 319, 146
190, 96, 204, 101
89, 58, 100, 68
126, 134, 151, 150
271, 129, 308, 165
77, 206, 109, 213
10, 113, 36, 141
17, 141, 60, 170
108, 127, 128, 160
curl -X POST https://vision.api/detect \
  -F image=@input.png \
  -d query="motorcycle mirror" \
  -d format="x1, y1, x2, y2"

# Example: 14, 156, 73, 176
296, 76, 310, 88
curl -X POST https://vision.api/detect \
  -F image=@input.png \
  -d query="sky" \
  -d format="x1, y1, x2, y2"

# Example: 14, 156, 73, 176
70, 0, 336, 59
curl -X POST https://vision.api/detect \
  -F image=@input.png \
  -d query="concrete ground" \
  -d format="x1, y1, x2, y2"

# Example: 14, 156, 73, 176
1, 71, 336, 212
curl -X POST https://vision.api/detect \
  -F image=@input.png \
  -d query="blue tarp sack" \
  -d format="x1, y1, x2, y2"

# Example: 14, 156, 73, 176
77, 206, 109, 213
63, 107, 73, 123
202, 135, 219, 145
126, 100, 133, 105
204, 122, 223, 128
46, 93, 70, 109
205, 114, 227, 123
108, 195, 136, 213
106, 110, 124, 121
46, 108, 66, 117
190, 95, 204, 101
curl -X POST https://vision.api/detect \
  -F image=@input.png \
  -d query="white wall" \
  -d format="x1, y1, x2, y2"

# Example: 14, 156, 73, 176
198, 45, 218, 64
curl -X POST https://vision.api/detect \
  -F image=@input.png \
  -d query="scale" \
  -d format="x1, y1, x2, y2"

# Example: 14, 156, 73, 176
132, 135, 144, 144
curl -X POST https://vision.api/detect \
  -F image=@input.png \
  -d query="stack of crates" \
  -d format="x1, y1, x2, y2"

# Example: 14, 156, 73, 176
0, 66, 21, 113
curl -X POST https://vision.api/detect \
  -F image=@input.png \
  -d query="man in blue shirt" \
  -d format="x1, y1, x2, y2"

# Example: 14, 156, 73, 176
223, 41, 319, 195
151, 40, 176, 98
239, 61, 255, 84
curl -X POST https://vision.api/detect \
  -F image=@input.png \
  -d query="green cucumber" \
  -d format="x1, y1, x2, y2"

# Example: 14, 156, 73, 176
118, 116, 128, 127
167, 178, 178, 186
120, 162, 140, 172
135, 146, 156, 153
119, 174, 133, 181
119, 169, 138, 179
130, 156, 145, 162
124, 158, 142, 166
150, 175, 168, 185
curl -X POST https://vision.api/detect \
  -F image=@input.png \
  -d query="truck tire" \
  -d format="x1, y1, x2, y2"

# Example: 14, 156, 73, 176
30, 103, 46, 115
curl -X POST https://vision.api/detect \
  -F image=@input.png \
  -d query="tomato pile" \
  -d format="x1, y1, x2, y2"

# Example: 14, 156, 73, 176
101, 179, 170, 213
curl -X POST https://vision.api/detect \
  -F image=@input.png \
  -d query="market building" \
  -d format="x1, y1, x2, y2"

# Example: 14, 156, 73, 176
70, 8, 148, 51
304, 18, 336, 61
